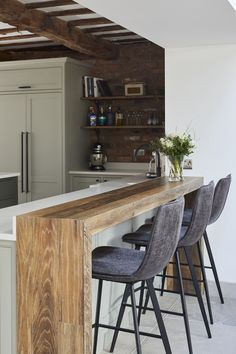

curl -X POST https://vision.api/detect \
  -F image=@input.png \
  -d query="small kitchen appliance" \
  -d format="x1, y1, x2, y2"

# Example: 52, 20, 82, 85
89, 143, 107, 171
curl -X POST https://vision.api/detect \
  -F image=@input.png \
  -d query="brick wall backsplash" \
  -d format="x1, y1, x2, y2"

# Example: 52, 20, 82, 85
85, 41, 165, 162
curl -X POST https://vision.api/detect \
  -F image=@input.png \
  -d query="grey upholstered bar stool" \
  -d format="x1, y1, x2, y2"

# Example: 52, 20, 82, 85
182, 174, 231, 304
122, 182, 214, 353
92, 197, 184, 354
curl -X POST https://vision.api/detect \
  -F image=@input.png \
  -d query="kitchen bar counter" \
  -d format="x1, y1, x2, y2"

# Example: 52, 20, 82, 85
16, 176, 203, 354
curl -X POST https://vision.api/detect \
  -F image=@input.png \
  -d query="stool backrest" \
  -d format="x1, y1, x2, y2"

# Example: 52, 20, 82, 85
179, 181, 214, 247
132, 197, 184, 281
209, 174, 231, 225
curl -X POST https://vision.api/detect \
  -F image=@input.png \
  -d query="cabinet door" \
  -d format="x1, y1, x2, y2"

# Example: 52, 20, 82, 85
0, 241, 16, 354
70, 175, 102, 191
27, 93, 63, 201
0, 94, 27, 204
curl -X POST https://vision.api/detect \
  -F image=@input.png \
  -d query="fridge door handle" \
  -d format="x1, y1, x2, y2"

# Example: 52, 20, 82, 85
25, 132, 30, 193
21, 132, 25, 193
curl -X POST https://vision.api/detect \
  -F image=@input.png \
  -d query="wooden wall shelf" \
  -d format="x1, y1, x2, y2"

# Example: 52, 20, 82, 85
81, 125, 164, 129
81, 95, 164, 100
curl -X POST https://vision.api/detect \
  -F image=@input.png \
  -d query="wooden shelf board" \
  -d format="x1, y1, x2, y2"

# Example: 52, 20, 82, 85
81, 125, 164, 129
81, 95, 164, 100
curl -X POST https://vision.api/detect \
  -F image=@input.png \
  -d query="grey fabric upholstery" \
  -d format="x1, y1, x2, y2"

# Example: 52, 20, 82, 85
122, 226, 188, 246
182, 174, 231, 227
178, 181, 214, 247
92, 197, 184, 283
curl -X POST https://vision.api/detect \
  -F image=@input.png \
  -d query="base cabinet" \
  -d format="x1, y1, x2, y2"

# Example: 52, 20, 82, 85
70, 174, 122, 191
0, 241, 16, 354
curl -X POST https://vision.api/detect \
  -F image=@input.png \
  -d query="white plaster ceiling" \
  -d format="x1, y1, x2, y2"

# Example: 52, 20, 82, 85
76, 0, 236, 48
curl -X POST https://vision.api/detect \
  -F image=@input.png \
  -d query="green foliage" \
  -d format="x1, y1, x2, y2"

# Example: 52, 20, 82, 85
150, 133, 195, 157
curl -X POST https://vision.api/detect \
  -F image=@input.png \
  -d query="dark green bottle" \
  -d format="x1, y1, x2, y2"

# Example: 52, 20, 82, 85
98, 106, 107, 126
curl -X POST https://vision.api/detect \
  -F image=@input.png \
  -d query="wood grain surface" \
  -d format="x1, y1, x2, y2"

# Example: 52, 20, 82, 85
16, 176, 203, 353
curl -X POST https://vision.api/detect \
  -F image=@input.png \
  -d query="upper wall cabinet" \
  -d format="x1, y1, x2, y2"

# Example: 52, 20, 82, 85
0, 67, 62, 92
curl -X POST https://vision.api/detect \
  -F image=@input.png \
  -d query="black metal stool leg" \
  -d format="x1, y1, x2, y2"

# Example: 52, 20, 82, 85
184, 247, 212, 339
93, 279, 103, 354
160, 266, 168, 296
146, 278, 172, 354
138, 280, 145, 325
130, 284, 142, 354
135, 244, 141, 250
142, 276, 154, 314
197, 241, 214, 324
175, 250, 193, 354
110, 284, 130, 352
204, 231, 224, 304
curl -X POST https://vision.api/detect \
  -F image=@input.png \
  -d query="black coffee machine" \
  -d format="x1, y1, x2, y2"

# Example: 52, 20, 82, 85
89, 143, 107, 170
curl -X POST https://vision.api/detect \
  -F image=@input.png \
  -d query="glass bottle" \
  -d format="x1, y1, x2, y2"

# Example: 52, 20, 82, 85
88, 106, 97, 126
98, 106, 107, 126
115, 106, 123, 126
107, 105, 114, 126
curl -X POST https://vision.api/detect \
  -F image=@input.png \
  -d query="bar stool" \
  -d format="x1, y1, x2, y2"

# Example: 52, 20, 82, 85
182, 174, 231, 304
92, 197, 184, 354
122, 181, 214, 353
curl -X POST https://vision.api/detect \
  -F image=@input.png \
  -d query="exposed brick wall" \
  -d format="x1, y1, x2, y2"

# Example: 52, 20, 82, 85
87, 41, 165, 162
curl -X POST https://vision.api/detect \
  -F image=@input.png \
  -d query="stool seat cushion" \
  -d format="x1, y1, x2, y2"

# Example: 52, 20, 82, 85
92, 246, 145, 282
122, 226, 189, 247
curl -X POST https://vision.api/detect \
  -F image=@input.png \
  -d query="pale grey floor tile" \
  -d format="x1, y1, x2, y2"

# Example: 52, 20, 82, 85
99, 283, 236, 354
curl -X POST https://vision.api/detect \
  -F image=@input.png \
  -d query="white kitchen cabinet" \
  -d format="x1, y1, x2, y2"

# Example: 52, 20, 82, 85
0, 58, 90, 202
70, 174, 122, 191
0, 241, 16, 354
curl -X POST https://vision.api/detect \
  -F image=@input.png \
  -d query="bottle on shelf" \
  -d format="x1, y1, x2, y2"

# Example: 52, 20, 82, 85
88, 105, 97, 126
115, 106, 124, 126
98, 106, 107, 126
107, 105, 114, 126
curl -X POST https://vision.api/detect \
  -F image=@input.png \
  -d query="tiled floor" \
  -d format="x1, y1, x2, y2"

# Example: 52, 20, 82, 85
100, 282, 236, 354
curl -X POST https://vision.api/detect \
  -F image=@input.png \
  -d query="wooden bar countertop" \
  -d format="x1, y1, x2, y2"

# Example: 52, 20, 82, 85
16, 176, 203, 354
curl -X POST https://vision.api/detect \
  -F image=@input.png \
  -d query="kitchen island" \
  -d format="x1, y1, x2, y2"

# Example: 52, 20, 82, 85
15, 175, 203, 354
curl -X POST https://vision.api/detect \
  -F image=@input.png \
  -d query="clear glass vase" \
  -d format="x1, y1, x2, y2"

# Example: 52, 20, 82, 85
167, 155, 184, 182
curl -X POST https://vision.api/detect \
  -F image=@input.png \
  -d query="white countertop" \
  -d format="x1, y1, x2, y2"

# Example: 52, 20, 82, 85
69, 169, 145, 176
0, 173, 147, 241
0, 172, 20, 179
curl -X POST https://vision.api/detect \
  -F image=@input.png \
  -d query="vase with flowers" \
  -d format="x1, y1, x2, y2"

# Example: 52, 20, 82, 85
150, 133, 195, 182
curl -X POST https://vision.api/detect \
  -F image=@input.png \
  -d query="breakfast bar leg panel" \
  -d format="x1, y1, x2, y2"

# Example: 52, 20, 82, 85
17, 216, 92, 354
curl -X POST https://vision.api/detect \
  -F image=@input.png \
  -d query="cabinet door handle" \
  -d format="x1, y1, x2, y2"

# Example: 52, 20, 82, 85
21, 132, 25, 193
25, 132, 29, 193
18, 85, 32, 89
96, 179, 100, 182
104, 179, 108, 182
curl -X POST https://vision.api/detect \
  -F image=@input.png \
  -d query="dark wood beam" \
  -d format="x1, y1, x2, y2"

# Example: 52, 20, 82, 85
0, 27, 18, 35
85, 25, 125, 34
0, 0, 119, 59
96, 32, 136, 39
113, 38, 148, 44
25, 0, 75, 9
0, 40, 52, 48
0, 45, 92, 61
68, 17, 112, 27
0, 34, 40, 42
48, 8, 94, 17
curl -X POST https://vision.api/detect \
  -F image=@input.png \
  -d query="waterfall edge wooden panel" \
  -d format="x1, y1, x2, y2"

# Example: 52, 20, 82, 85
16, 177, 203, 354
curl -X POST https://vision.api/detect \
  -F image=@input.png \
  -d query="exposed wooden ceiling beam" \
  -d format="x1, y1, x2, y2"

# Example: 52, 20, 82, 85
0, 34, 39, 42
25, 0, 75, 9
85, 25, 125, 34
0, 40, 52, 48
0, 0, 119, 59
0, 45, 92, 61
0, 27, 18, 35
48, 8, 94, 17
96, 32, 136, 39
68, 17, 112, 27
